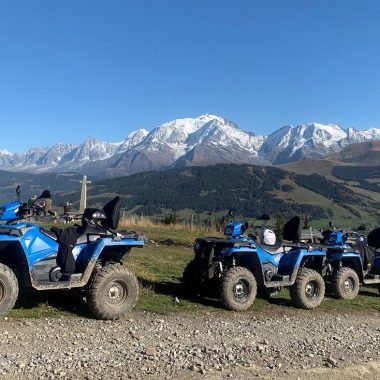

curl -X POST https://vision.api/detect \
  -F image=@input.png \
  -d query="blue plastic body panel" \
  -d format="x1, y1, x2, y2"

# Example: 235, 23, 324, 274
0, 196, 144, 289
0, 201, 21, 221
217, 240, 326, 285
0, 222, 144, 270
328, 231, 344, 244
224, 221, 245, 238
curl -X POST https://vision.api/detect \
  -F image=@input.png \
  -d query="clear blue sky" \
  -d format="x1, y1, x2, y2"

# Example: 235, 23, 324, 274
1, 0, 379, 152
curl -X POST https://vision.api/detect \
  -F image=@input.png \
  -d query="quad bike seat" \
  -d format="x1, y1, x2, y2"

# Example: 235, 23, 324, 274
256, 216, 302, 255
75, 226, 113, 244
40, 227, 58, 241
256, 240, 284, 254
361, 228, 380, 272
368, 228, 380, 249
282, 216, 301, 243
82, 196, 121, 231
257, 242, 295, 254
76, 196, 121, 244
43, 196, 122, 282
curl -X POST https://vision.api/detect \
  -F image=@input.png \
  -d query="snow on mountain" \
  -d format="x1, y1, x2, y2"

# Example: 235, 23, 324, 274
343, 127, 380, 146
105, 114, 268, 175
59, 138, 117, 164
261, 123, 351, 164
0, 150, 14, 166
1, 115, 380, 176
115, 129, 149, 153
139, 115, 219, 158
145, 114, 264, 157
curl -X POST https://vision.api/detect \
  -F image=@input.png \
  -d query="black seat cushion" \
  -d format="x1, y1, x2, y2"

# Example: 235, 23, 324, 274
82, 196, 121, 230
101, 196, 121, 230
256, 241, 284, 254
368, 228, 380, 249
75, 226, 111, 244
40, 228, 58, 241
283, 216, 301, 242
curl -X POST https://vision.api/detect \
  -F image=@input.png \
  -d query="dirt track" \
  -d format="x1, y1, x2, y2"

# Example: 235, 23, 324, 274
1, 309, 380, 379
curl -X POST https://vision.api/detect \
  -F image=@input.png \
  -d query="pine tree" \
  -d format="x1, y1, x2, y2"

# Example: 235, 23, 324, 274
275, 215, 285, 238
303, 215, 310, 229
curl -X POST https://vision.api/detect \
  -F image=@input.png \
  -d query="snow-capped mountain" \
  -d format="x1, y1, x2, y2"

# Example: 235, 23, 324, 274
260, 123, 347, 164
103, 114, 267, 176
0, 115, 379, 177
115, 129, 149, 153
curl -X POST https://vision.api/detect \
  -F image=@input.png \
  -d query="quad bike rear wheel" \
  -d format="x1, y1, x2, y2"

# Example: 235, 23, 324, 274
86, 263, 138, 320
182, 260, 217, 298
332, 267, 360, 300
0, 263, 19, 317
290, 268, 325, 309
219, 266, 257, 311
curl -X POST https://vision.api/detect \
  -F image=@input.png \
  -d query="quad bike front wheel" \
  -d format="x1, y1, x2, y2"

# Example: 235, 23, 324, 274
290, 268, 325, 309
332, 267, 360, 300
219, 266, 257, 311
0, 263, 19, 317
86, 263, 139, 320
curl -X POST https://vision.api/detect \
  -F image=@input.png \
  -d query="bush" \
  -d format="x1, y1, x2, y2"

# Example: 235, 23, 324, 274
161, 214, 178, 225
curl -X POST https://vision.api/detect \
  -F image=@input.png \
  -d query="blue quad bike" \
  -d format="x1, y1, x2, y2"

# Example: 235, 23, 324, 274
316, 228, 380, 300
0, 186, 144, 319
183, 216, 327, 311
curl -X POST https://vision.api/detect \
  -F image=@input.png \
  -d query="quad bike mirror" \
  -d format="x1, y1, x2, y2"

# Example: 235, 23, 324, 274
16, 185, 21, 200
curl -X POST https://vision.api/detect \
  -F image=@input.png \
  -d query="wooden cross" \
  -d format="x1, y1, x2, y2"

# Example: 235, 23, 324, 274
79, 175, 91, 213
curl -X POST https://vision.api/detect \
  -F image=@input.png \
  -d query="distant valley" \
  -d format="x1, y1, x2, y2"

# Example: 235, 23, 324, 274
54, 159, 380, 228
2, 116, 380, 227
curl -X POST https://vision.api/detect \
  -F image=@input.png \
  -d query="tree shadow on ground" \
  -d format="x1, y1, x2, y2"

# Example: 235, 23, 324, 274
14, 287, 93, 318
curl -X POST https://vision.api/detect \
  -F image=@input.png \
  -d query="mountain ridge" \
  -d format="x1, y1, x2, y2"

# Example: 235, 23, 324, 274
1, 114, 380, 177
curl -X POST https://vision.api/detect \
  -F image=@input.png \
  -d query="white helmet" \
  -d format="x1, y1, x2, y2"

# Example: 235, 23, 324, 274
260, 228, 276, 246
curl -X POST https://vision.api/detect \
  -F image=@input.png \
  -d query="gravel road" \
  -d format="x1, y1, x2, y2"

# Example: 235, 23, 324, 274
1, 308, 380, 380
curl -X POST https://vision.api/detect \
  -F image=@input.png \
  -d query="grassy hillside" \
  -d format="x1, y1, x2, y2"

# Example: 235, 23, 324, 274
0, 170, 82, 202
1, 159, 380, 227
57, 165, 328, 219
328, 140, 380, 165
280, 144, 380, 226
53, 163, 380, 227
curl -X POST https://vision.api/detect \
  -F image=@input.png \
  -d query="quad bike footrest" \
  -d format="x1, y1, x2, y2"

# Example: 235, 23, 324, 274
34, 273, 84, 289
363, 273, 380, 284
365, 274, 380, 280
270, 274, 290, 282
